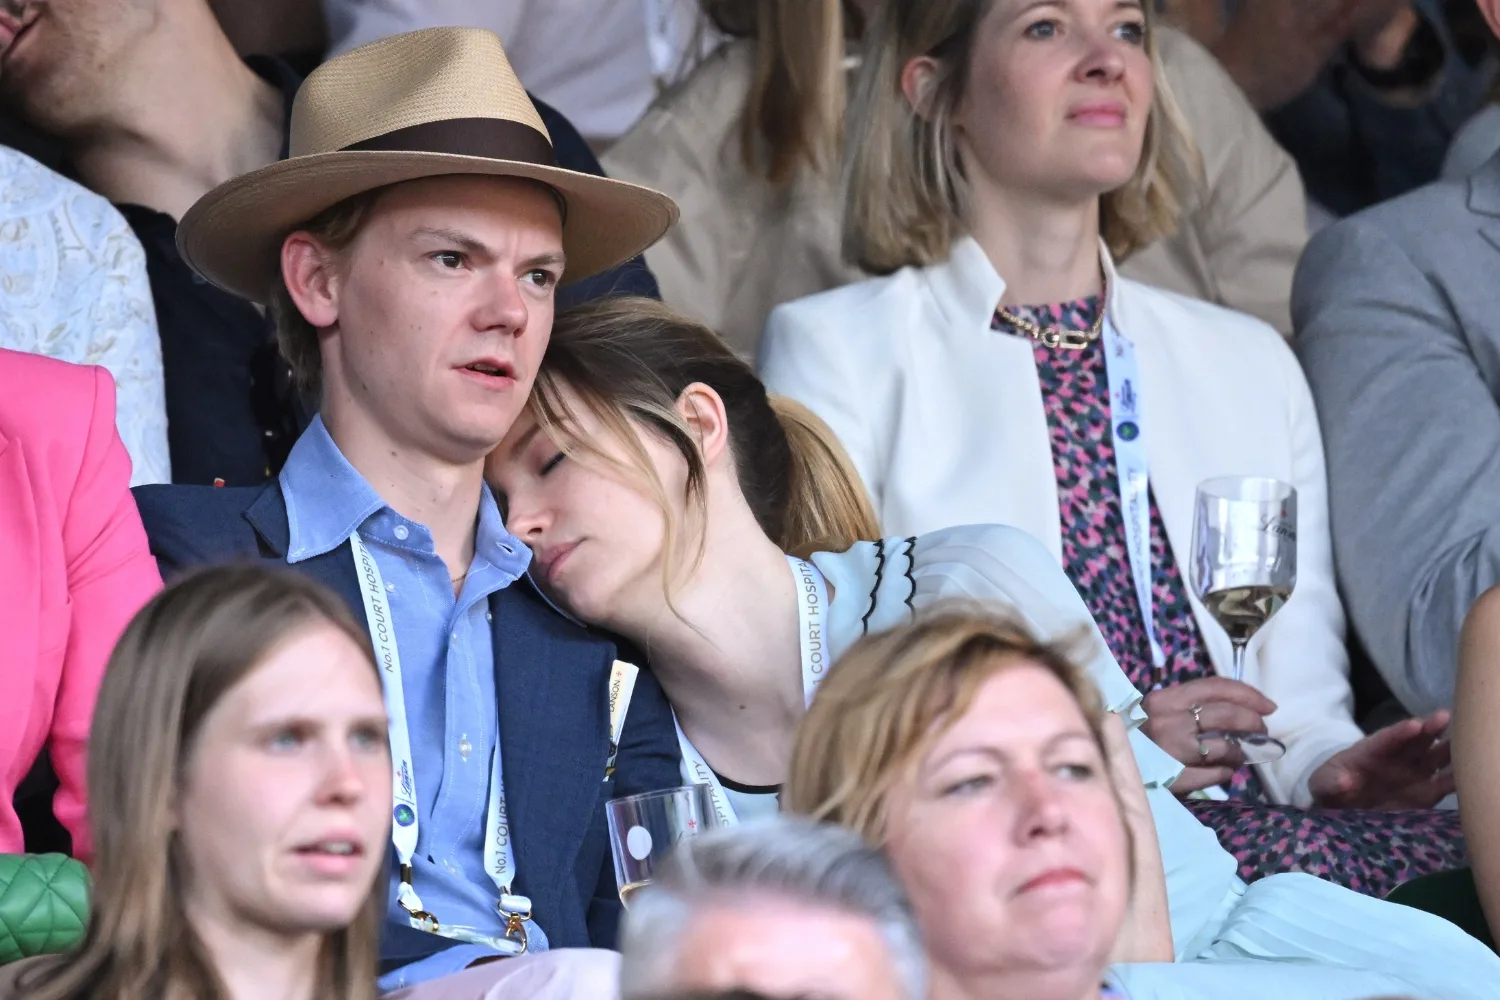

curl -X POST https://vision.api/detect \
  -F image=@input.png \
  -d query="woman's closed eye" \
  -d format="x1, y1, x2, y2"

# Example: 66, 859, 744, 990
539, 451, 565, 476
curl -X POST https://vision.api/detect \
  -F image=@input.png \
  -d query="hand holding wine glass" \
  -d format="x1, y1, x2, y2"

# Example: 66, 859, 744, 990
1191, 476, 1296, 765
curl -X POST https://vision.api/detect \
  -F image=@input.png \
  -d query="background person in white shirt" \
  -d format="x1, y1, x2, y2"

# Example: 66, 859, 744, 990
0, 144, 169, 485
759, 0, 1460, 895
321, 0, 716, 148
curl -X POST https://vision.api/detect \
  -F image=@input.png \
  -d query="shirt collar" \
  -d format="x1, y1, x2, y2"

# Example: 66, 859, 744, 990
280, 415, 386, 563
279, 416, 533, 581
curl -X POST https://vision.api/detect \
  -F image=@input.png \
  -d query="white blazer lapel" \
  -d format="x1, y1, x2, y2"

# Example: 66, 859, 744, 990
912, 239, 1064, 560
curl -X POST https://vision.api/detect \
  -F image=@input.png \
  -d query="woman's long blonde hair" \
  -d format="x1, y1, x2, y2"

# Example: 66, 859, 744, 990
784, 605, 1111, 842
528, 297, 881, 600
18, 565, 384, 1000
843, 0, 1202, 274
702, 0, 861, 185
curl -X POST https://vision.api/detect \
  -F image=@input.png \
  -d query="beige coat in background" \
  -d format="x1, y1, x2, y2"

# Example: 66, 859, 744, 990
603, 26, 1308, 360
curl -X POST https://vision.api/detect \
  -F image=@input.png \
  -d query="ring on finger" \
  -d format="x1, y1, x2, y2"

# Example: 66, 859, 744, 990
1190, 704, 1204, 733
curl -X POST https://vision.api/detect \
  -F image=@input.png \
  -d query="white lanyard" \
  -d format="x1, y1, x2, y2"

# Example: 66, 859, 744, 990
1099, 318, 1168, 677
675, 556, 828, 825
350, 532, 531, 955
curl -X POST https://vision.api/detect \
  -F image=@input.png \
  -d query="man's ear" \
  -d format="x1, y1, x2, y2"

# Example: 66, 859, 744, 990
280, 232, 343, 329
675, 382, 732, 466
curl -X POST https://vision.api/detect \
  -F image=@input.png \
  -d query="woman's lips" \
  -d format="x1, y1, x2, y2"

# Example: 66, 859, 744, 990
538, 541, 578, 583
1018, 867, 1089, 895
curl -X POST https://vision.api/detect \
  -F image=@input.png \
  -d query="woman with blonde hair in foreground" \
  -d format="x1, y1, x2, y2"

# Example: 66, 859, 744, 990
785, 606, 1500, 999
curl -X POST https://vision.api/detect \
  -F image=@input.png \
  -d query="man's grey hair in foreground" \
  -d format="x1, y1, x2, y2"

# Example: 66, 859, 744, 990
617, 816, 927, 1000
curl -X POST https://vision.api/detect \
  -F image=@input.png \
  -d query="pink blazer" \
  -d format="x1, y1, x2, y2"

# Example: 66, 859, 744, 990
0, 350, 162, 862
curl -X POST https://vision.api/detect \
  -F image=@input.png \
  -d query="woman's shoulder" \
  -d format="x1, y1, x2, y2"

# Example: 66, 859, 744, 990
1116, 276, 1297, 372
764, 268, 927, 351
815, 525, 1080, 640
0, 349, 108, 445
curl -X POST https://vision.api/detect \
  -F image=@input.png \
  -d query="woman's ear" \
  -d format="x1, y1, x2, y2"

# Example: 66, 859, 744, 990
675, 383, 732, 466
900, 54, 942, 120
281, 232, 343, 330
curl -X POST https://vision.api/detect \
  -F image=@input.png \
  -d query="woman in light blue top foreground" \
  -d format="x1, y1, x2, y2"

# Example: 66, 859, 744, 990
486, 296, 1500, 997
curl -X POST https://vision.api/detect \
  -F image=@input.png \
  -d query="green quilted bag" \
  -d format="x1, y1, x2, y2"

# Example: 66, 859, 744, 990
0, 854, 90, 966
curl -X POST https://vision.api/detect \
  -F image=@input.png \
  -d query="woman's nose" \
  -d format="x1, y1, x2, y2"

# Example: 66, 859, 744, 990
1015, 770, 1071, 840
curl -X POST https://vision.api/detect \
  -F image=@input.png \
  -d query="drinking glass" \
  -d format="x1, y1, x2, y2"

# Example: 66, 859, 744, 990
1190, 476, 1297, 765
606, 785, 721, 907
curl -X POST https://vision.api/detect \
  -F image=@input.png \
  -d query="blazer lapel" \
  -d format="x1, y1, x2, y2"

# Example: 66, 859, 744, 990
491, 578, 613, 909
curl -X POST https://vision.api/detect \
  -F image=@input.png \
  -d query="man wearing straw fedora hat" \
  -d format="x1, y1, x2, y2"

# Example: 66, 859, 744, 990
134, 27, 682, 998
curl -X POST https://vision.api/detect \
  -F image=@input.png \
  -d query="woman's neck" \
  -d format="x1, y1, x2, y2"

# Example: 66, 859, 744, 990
966, 180, 1105, 309
190, 907, 323, 1000
622, 506, 806, 787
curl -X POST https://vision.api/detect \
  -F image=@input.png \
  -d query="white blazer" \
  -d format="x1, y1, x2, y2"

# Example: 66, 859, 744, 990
760, 236, 1362, 806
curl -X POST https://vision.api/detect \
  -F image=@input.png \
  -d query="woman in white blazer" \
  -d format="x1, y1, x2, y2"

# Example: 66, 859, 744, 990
760, 0, 1462, 895
487, 296, 1500, 999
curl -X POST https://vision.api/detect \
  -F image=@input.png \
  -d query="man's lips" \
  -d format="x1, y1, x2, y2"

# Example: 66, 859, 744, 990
0, 11, 26, 58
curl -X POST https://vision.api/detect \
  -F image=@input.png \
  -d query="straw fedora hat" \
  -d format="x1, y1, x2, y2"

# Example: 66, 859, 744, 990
176, 27, 679, 304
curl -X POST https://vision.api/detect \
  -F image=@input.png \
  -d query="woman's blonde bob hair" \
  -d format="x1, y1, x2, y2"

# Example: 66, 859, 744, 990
844, 0, 1202, 274
19, 564, 385, 1000
525, 297, 880, 601
784, 604, 1112, 842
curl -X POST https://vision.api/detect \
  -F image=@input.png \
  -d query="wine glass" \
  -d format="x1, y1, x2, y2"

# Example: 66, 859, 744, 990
606, 785, 721, 907
1190, 476, 1296, 765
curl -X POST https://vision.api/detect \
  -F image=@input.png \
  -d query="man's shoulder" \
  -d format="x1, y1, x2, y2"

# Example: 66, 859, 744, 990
132, 483, 275, 563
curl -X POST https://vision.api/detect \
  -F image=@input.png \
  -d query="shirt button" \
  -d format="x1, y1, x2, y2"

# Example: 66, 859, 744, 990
458, 736, 472, 758
485, 611, 493, 623
386, 582, 396, 594
394, 525, 410, 541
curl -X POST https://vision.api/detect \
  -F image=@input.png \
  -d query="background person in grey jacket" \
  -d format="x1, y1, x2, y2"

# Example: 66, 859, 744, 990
1294, 0, 1500, 718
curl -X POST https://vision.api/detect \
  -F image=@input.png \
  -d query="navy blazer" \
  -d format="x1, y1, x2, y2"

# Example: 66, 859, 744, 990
132, 481, 681, 965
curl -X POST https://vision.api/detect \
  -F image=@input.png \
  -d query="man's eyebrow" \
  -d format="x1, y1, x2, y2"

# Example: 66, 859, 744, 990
410, 226, 491, 255
521, 250, 568, 272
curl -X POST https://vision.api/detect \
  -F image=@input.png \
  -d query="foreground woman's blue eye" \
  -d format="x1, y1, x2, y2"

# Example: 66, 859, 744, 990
1116, 20, 1145, 44
1024, 19, 1058, 39
1057, 762, 1097, 780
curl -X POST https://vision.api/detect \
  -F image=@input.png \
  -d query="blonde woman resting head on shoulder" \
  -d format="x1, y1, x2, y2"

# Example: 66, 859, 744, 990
785, 605, 1500, 1000
759, 0, 1461, 896
486, 294, 1500, 999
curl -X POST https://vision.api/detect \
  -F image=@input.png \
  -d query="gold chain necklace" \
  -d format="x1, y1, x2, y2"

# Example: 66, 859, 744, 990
996, 281, 1108, 351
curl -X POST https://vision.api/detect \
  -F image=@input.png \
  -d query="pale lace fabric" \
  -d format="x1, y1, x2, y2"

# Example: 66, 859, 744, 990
0, 148, 169, 485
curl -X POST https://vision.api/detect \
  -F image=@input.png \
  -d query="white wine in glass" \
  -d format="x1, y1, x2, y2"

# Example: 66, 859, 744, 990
1191, 476, 1297, 765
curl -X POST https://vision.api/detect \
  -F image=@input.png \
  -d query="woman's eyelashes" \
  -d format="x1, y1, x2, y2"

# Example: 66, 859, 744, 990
540, 451, 566, 476
1020, 15, 1146, 45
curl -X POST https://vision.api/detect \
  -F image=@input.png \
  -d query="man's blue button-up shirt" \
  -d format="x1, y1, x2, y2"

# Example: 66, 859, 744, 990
280, 417, 543, 989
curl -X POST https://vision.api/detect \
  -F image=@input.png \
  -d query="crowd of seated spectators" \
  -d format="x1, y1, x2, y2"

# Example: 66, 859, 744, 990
6, 0, 1500, 998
